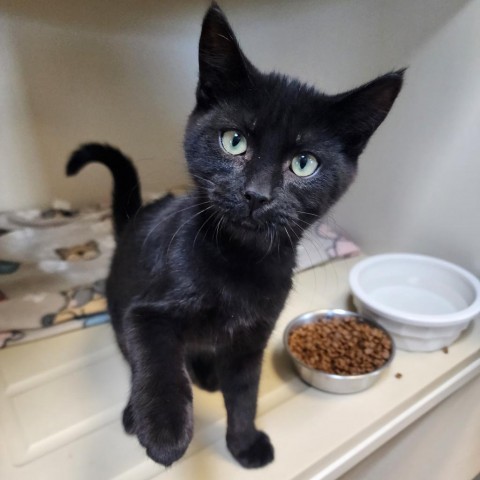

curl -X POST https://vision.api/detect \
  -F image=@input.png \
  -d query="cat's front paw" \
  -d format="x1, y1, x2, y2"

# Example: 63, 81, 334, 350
227, 430, 274, 469
134, 403, 194, 467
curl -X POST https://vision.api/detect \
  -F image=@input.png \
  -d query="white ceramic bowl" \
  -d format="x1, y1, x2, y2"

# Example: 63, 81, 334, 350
349, 254, 480, 352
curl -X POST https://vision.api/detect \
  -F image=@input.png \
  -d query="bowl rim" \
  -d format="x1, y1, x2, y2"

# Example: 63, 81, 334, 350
283, 309, 396, 380
349, 253, 480, 327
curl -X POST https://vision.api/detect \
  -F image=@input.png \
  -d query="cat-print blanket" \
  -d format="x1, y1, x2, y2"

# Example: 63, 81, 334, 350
0, 200, 360, 348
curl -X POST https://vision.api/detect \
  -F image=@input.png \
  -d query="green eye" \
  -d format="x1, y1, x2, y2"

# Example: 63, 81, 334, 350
220, 130, 247, 155
291, 153, 319, 177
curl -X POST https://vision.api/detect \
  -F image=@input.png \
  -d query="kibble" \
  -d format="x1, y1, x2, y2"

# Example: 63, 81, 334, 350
288, 316, 392, 375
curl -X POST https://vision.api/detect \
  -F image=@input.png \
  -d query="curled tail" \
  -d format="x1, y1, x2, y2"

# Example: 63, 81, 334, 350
67, 143, 142, 237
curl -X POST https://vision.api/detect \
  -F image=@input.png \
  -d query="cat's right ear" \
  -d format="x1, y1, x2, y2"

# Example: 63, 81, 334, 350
196, 3, 255, 108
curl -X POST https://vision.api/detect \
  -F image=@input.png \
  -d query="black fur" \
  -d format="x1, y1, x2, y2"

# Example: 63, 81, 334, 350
66, 3, 403, 469
67, 143, 141, 238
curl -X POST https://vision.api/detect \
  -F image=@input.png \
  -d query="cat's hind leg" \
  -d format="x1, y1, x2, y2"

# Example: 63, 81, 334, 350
110, 312, 137, 435
186, 350, 220, 392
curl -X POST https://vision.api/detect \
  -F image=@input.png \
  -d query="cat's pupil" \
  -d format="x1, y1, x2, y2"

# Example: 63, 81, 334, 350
231, 134, 241, 147
299, 155, 308, 169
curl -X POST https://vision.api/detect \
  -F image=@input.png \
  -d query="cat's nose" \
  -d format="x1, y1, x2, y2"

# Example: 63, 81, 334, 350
244, 190, 270, 213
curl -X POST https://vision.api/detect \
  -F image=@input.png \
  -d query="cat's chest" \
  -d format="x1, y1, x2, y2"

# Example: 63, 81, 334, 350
171, 245, 294, 336
204, 263, 292, 324
186, 283, 287, 347
207, 256, 288, 296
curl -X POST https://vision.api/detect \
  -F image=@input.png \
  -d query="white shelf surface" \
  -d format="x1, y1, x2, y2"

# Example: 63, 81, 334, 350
1, 256, 479, 479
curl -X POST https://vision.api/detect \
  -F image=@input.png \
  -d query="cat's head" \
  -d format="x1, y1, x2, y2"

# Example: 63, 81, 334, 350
184, 4, 403, 248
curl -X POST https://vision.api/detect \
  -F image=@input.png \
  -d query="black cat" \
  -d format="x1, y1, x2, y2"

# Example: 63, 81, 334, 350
66, 3, 403, 469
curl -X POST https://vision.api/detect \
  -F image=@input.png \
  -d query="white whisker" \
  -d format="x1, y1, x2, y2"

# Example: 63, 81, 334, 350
190, 173, 215, 186
193, 209, 218, 249
142, 200, 211, 251
166, 205, 214, 257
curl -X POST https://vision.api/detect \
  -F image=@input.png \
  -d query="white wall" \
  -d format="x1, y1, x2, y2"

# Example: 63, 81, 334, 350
333, 0, 480, 275
0, 3, 200, 209
1, 0, 478, 274
0, 17, 50, 208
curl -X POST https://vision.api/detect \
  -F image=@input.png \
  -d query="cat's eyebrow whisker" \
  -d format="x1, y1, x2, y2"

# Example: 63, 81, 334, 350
190, 173, 215, 186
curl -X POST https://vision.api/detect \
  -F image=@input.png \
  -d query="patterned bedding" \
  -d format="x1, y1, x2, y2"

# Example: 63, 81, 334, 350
0, 201, 359, 348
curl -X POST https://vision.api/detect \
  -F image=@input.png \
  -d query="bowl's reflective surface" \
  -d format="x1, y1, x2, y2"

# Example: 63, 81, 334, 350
284, 309, 395, 394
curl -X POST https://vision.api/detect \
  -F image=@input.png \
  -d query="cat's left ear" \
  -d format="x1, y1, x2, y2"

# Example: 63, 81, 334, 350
330, 70, 405, 158
196, 3, 255, 108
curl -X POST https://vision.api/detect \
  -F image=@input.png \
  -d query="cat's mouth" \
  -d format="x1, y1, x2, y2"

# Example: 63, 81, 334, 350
224, 213, 266, 233
238, 218, 260, 230
209, 194, 272, 234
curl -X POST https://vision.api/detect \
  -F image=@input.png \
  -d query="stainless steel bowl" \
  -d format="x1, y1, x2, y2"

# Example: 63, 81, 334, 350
284, 309, 395, 394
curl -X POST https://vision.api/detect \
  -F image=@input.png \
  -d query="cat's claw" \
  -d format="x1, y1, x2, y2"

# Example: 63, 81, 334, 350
227, 430, 274, 469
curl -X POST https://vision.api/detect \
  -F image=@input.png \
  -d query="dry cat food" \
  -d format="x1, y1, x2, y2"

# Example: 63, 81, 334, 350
288, 316, 392, 375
